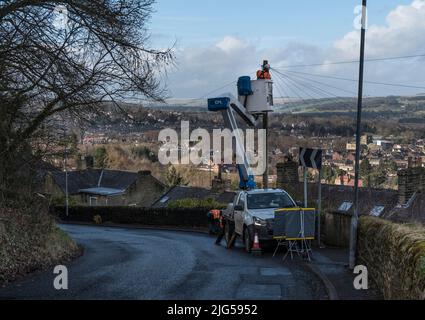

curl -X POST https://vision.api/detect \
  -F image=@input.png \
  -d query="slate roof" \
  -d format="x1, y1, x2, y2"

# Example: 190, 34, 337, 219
216, 191, 237, 204
326, 185, 398, 217
153, 182, 399, 217
51, 169, 141, 195
385, 192, 425, 225
152, 186, 235, 208
287, 182, 398, 217
34, 160, 61, 185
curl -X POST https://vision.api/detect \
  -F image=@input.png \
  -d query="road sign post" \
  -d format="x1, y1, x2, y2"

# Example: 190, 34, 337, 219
304, 168, 308, 208
318, 169, 322, 246
263, 112, 269, 189
299, 147, 323, 246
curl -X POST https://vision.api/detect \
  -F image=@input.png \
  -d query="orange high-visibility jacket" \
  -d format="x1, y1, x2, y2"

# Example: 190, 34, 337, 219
211, 209, 221, 220
257, 70, 271, 80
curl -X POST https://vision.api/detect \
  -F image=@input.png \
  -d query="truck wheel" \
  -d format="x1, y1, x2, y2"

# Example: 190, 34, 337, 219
243, 227, 253, 253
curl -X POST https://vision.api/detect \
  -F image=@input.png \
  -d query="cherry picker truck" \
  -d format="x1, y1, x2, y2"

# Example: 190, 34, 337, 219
207, 66, 298, 254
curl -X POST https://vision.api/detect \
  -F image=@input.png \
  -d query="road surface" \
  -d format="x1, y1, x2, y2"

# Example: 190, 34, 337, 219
0, 224, 326, 300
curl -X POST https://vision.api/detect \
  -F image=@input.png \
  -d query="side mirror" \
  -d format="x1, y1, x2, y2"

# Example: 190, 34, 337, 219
296, 201, 304, 208
234, 205, 243, 211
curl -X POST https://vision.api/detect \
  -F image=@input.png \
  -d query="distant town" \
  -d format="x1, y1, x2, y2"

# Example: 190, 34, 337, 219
51, 95, 425, 193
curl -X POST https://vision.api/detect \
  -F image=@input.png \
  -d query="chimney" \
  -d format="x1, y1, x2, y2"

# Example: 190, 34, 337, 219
84, 155, 94, 169
212, 177, 232, 193
398, 167, 424, 205
276, 156, 299, 189
217, 164, 223, 180
138, 170, 152, 177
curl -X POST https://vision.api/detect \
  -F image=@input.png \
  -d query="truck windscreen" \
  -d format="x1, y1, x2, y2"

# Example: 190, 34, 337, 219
247, 193, 295, 210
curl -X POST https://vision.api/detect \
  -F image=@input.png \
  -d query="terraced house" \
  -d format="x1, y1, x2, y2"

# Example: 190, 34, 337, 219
43, 169, 166, 207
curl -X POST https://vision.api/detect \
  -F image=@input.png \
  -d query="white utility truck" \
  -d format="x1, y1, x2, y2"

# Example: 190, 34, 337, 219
222, 189, 298, 252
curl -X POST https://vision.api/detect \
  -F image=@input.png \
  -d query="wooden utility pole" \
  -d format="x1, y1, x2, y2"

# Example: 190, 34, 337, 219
263, 112, 269, 189
350, 0, 367, 270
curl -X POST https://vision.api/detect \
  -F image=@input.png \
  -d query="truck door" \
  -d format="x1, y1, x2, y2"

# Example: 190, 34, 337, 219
234, 194, 245, 235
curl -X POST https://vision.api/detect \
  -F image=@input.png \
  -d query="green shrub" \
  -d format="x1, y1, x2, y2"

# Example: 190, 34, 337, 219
50, 195, 79, 206
0, 202, 79, 284
131, 146, 158, 162
93, 215, 102, 224
167, 198, 226, 209
53, 206, 212, 229
358, 216, 425, 300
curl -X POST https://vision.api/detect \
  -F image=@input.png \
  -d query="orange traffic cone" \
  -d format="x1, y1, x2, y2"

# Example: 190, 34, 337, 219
251, 232, 262, 256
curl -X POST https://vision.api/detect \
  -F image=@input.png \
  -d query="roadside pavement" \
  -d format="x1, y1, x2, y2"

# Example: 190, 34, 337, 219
308, 246, 382, 300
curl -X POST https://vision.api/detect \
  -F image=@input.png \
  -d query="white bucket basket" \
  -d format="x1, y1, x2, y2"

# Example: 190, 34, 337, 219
238, 80, 273, 114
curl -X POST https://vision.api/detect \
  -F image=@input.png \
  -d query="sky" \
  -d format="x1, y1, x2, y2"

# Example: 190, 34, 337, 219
149, 0, 425, 98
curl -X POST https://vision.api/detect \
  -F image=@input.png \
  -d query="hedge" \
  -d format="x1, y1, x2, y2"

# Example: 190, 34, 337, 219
53, 206, 212, 229
167, 198, 226, 209
1, 204, 80, 284
358, 216, 425, 300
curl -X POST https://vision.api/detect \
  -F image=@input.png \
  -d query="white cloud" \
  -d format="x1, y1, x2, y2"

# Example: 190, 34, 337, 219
166, 1, 425, 98
215, 36, 249, 52
333, 0, 425, 59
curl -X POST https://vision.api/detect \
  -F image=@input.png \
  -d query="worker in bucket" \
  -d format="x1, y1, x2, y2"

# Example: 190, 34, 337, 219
215, 211, 236, 249
256, 60, 271, 80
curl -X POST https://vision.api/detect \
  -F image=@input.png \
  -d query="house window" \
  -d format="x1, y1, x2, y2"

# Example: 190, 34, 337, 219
89, 197, 98, 206
370, 206, 385, 217
160, 196, 170, 204
339, 201, 353, 212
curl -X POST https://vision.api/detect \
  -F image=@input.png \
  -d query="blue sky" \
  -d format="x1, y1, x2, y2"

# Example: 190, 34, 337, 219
148, 0, 424, 98
150, 0, 411, 48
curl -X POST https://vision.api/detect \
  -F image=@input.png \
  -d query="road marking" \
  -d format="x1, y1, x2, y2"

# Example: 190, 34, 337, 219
260, 267, 292, 277
236, 284, 282, 300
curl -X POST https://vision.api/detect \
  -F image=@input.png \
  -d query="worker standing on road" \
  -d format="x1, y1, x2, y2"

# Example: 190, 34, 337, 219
207, 209, 221, 235
256, 60, 271, 80
215, 211, 236, 249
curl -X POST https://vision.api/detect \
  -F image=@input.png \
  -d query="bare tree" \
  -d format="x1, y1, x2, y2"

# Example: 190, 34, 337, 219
0, 0, 173, 198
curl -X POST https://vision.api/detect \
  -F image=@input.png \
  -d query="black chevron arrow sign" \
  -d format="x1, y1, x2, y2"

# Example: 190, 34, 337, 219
299, 147, 323, 170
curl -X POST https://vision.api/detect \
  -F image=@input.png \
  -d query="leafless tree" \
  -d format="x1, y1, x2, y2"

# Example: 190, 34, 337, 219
0, 0, 173, 198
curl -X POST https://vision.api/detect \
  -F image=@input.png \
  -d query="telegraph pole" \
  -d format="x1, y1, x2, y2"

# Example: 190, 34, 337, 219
263, 112, 269, 189
64, 128, 69, 217
350, 0, 367, 269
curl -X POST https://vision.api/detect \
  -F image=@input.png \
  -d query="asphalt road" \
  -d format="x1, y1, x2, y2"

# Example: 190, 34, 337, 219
0, 224, 327, 300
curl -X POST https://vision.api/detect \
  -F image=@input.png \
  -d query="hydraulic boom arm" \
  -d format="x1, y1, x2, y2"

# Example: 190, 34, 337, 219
208, 93, 258, 190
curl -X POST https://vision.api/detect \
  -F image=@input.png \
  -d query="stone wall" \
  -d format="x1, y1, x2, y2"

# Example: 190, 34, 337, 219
358, 216, 425, 299
324, 211, 351, 247
127, 171, 167, 206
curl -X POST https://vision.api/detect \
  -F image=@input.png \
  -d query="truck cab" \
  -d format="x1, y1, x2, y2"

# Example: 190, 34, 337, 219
223, 189, 297, 252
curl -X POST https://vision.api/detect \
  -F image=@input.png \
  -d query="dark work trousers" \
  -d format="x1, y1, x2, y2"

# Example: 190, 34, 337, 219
208, 215, 220, 235
215, 218, 225, 245
215, 219, 236, 249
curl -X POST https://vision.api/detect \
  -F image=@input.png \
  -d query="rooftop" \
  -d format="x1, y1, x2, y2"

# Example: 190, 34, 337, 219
78, 187, 125, 196
50, 169, 163, 195
152, 185, 235, 208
